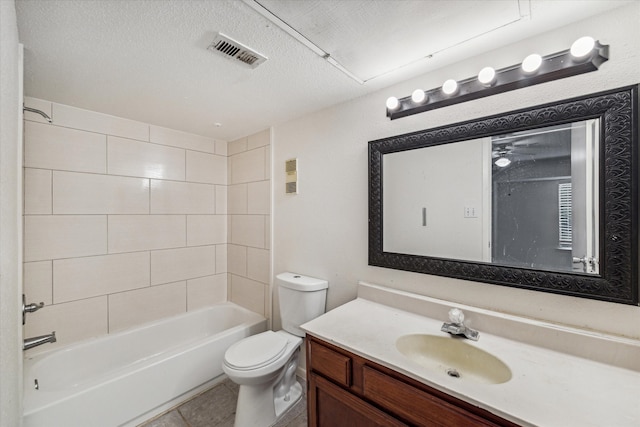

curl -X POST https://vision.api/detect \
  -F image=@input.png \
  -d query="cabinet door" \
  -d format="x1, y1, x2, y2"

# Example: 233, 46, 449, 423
308, 373, 406, 427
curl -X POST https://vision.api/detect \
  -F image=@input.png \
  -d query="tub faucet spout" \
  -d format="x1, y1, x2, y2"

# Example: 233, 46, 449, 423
23, 331, 56, 351
441, 309, 479, 341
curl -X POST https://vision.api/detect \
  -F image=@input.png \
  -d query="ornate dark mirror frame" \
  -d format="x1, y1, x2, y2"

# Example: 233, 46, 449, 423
369, 85, 638, 305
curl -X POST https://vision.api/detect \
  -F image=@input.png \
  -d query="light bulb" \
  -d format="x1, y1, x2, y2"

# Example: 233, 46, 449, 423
522, 54, 542, 74
442, 79, 458, 95
494, 157, 511, 167
411, 89, 426, 104
570, 36, 595, 59
386, 96, 399, 110
478, 67, 496, 86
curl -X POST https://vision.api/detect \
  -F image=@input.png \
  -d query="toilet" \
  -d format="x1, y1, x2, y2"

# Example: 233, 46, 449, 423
223, 272, 328, 427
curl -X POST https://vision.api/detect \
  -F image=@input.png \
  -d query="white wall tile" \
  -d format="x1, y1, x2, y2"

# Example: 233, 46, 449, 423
24, 261, 53, 306
23, 297, 108, 354
216, 244, 228, 274
186, 151, 226, 184
215, 140, 228, 156
150, 180, 215, 214
230, 275, 266, 315
228, 184, 247, 214
107, 136, 185, 180
187, 215, 226, 246
108, 282, 186, 332
53, 103, 149, 141
247, 247, 270, 284
24, 215, 107, 262
53, 171, 150, 214
24, 121, 106, 173
215, 185, 227, 215
228, 244, 247, 276
108, 215, 186, 253
24, 168, 51, 214
264, 145, 271, 181
230, 215, 265, 248
53, 252, 150, 303
150, 245, 216, 285
248, 181, 270, 214
247, 128, 270, 150
187, 274, 227, 310
149, 126, 216, 153
24, 97, 52, 124
265, 215, 271, 251
230, 147, 266, 184
228, 137, 247, 156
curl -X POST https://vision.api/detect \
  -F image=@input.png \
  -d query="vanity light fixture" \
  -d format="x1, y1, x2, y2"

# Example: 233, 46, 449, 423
570, 36, 596, 59
411, 89, 427, 104
386, 96, 400, 110
477, 67, 496, 86
386, 37, 609, 120
442, 79, 458, 95
521, 53, 542, 74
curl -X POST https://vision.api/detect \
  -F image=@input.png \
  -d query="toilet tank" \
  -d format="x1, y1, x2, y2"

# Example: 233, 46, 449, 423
277, 272, 328, 337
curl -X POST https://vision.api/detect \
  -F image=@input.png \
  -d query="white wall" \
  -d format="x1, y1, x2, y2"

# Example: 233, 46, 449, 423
0, 1, 23, 425
273, 3, 640, 340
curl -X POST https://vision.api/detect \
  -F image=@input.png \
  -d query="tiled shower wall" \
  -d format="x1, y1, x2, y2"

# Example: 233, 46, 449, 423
227, 131, 272, 319
22, 97, 229, 353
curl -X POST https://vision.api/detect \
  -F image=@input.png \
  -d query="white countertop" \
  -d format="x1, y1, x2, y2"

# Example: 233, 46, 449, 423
301, 294, 640, 427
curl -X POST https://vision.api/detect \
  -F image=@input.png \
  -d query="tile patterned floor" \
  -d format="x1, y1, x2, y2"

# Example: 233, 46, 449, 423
138, 378, 307, 427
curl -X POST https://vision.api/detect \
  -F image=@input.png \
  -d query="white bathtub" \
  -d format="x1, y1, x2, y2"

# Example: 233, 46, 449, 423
23, 302, 267, 427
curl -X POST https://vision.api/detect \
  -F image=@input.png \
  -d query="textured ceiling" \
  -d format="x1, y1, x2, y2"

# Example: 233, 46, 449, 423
15, 0, 631, 141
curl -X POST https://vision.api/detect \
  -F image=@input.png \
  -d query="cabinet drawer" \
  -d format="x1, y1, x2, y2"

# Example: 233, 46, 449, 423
309, 340, 352, 387
362, 366, 497, 427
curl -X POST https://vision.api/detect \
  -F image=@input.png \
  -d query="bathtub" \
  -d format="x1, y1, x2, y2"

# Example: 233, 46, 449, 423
23, 302, 267, 427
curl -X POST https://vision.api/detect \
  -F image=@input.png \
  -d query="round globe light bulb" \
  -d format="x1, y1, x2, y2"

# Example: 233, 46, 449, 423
494, 157, 511, 168
570, 36, 595, 59
386, 96, 399, 110
442, 79, 458, 95
411, 89, 426, 104
521, 53, 542, 74
478, 67, 496, 86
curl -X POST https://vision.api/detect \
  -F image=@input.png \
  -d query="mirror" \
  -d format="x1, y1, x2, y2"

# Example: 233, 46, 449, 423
369, 86, 638, 304
383, 119, 599, 275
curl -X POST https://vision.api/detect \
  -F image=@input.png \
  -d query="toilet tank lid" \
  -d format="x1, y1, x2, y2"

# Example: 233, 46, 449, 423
277, 272, 328, 291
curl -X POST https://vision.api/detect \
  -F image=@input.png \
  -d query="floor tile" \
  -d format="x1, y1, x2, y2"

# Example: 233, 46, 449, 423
139, 410, 187, 427
139, 376, 307, 427
177, 383, 237, 427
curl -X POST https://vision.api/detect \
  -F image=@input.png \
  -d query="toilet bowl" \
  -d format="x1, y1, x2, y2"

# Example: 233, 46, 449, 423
223, 330, 303, 426
223, 272, 328, 427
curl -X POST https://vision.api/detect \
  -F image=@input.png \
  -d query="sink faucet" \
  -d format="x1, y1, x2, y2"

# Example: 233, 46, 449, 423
23, 331, 56, 351
441, 308, 479, 341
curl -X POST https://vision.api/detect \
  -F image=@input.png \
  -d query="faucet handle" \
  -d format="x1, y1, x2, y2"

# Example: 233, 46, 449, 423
22, 294, 45, 325
448, 308, 465, 324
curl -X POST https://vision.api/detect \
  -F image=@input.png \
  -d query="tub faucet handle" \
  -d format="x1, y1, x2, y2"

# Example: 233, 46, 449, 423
22, 294, 45, 325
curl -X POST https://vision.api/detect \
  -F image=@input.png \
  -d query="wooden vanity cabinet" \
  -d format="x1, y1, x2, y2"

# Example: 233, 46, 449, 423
306, 335, 519, 427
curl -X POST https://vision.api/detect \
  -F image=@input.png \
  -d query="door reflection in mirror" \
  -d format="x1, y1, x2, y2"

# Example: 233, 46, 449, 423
382, 119, 599, 275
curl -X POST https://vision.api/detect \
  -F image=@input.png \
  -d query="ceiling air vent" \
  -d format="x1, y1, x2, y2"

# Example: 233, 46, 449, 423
207, 32, 267, 69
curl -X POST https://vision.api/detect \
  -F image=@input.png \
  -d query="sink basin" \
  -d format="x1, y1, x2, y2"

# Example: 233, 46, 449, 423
396, 334, 512, 384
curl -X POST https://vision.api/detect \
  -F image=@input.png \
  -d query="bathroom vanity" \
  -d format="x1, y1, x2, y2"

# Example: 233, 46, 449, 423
301, 283, 640, 427
306, 335, 517, 426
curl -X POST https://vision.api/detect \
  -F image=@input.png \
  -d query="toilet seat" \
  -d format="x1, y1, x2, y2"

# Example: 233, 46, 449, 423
224, 331, 288, 371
